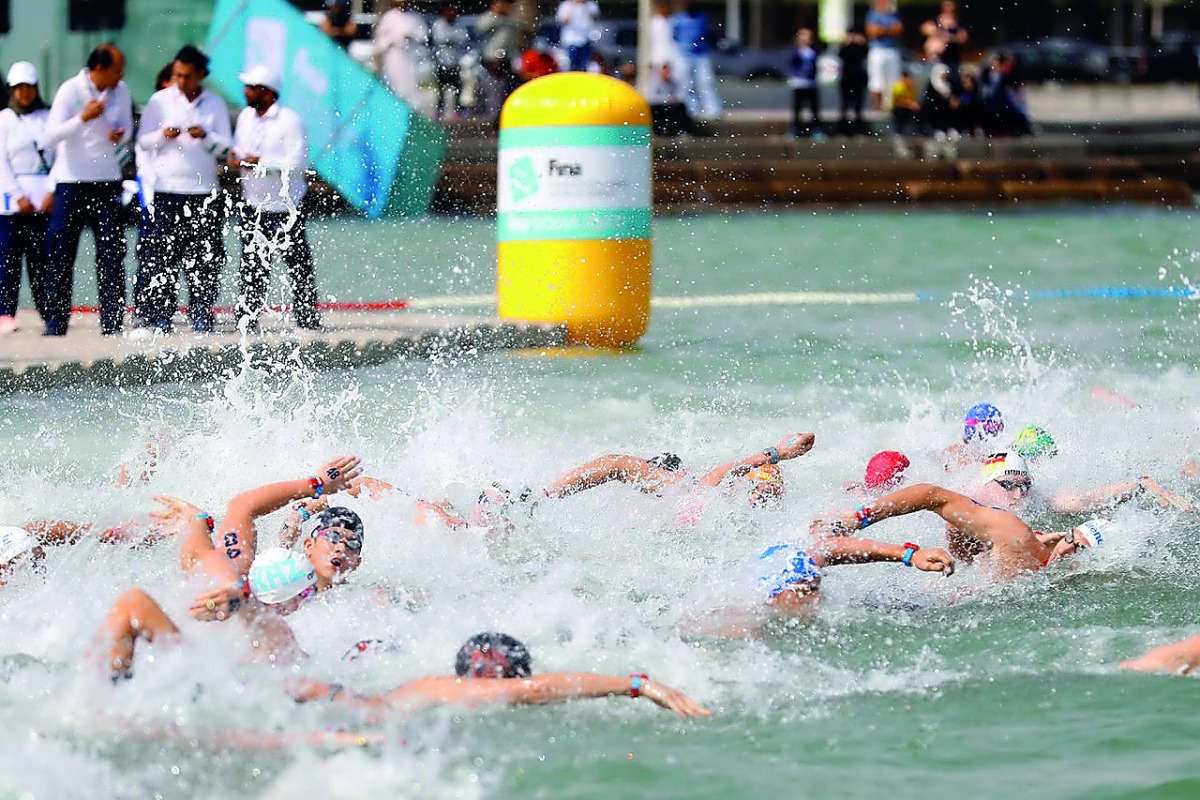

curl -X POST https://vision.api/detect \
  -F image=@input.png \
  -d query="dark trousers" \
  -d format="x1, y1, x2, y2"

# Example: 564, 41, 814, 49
435, 64, 462, 119
0, 213, 50, 319
45, 181, 127, 334
137, 192, 226, 332
236, 206, 320, 329
840, 85, 866, 126
790, 86, 822, 135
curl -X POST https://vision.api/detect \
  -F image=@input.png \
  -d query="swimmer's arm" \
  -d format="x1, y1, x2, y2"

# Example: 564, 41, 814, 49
413, 498, 468, 529
1048, 480, 1143, 514
1121, 634, 1200, 675
385, 674, 711, 717
278, 496, 330, 549
220, 456, 362, 575
1182, 458, 1200, 481
698, 432, 815, 487
811, 483, 966, 536
545, 455, 675, 498
347, 476, 397, 501
810, 536, 955, 575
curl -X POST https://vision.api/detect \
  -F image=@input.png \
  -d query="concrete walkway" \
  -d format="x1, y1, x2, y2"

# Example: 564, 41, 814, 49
0, 308, 563, 394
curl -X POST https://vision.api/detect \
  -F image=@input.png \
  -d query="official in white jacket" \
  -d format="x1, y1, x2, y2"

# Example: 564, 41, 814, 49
134, 45, 231, 334
228, 65, 321, 332
41, 44, 133, 337
0, 62, 54, 334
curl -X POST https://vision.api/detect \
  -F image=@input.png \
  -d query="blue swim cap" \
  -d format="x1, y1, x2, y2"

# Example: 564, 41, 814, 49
963, 403, 1004, 442
759, 543, 822, 598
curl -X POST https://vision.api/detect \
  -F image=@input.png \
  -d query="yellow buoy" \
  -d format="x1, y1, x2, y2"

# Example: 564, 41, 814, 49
497, 73, 652, 347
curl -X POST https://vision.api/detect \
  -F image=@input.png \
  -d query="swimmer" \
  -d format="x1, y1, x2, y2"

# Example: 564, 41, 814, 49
176, 455, 364, 591
812, 483, 1114, 582
942, 402, 1004, 471
288, 631, 711, 718
686, 535, 955, 639
843, 450, 912, 496
544, 432, 816, 503
1009, 424, 1194, 516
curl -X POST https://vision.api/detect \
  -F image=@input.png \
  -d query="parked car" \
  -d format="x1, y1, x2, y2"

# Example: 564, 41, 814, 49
1144, 31, 1200, 82
708, 39, 793, 80
986, 38, 1110, 83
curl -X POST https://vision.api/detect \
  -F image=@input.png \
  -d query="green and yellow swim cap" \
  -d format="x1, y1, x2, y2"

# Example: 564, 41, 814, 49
1012, 425, 1057, 463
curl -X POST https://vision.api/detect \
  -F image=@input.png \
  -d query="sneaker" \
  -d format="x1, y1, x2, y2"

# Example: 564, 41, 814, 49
0, 315, 17, 334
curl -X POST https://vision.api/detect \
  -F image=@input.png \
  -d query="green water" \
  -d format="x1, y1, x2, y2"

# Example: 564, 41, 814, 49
2, 208, 1200, 798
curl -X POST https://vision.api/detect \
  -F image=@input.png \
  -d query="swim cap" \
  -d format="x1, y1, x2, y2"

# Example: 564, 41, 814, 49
963, 403, 1004, 442
759, 543, 823, 597
1012, 425, 1057, 463
647, 452, 682, 472
1071, 518, 1113, 548
0, 526, 33, 565
301, 507, 364, 541
454, 632, 533, 679
864, 451, 911, 491
248, 547, 317, 604
980, 450, 1029, 482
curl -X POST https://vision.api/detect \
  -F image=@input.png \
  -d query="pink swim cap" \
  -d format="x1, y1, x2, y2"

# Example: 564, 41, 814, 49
864, 451, 911, 490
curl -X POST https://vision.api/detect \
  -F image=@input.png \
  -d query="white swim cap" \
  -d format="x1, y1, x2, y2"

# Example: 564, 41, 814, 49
1071, 518, 1113, 548
0, 526, 33, 565
980, 450, 1029, 482
249, 547, 316, 604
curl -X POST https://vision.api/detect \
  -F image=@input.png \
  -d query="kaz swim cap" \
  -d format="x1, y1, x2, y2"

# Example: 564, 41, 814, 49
980, 450, 1029, 483
963, 403, 1004, 442
455, 632, 533, 679
864, 451, 911, 491
1070, 518, 1113, 548
0, 526, 33, 565
1012, 424, 1058, 463
647, 452, 682, 472
249, 547, 317, 604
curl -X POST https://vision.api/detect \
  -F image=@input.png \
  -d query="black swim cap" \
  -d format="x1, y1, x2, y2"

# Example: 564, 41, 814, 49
647, 452, 682, 471
303, 507, 364, 539
454, 632, 532, 679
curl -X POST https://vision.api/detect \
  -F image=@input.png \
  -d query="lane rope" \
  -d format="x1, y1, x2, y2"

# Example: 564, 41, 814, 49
66, 286, 1198, 315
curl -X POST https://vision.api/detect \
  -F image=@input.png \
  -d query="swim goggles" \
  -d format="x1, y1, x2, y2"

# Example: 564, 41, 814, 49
312, 528, 363, 552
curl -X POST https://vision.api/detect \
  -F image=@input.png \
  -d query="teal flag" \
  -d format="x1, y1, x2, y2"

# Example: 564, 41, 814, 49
206, 0, 444, 217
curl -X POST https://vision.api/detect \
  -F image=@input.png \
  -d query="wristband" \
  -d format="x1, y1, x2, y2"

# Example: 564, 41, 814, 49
762, 447, 781, 465
293, 504, 312, 522
195, 512, 214, 532
855, 506, 873, 529
629, 673, 648, 698
902, 542, 920, 566
308, 476, 323, 498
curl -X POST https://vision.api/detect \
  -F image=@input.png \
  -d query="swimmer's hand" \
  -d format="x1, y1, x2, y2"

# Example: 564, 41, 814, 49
809, 511, 859, 538
317, 456, 364, 495
150, 495, 205, 534
1138, 477, 1197, 515
640, 679, 712, 718
777, 432, 816, 461
911, 547, 955, 576
189, 584, 245, 622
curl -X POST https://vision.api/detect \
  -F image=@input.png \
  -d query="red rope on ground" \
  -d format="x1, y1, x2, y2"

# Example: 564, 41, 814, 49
68, 300, 411, 314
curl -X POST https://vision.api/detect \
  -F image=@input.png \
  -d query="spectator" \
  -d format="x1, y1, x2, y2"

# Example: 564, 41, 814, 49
648, 61, 692, 137
375, 0, 431, 112
431, 3, 470, 120
980, 51, 1031, 137
134, 45, 230, 335
786, 27, 823, 139
129, 62, 176, 332
671, 0, 721, 120
954, 68, 983, 135
890, 69, 921, 136
0, 61, 54, 335
227, 65, 321, 333
41, 43, 133, 337
920, 61, 957, 135
837, 27, 869, 135
475, 0, 529, 120
865, 0, 902, 111
321, 0, 359, 50
557, 0, 600, 73
920, 0, 967, 78
650, 1, 680, 70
